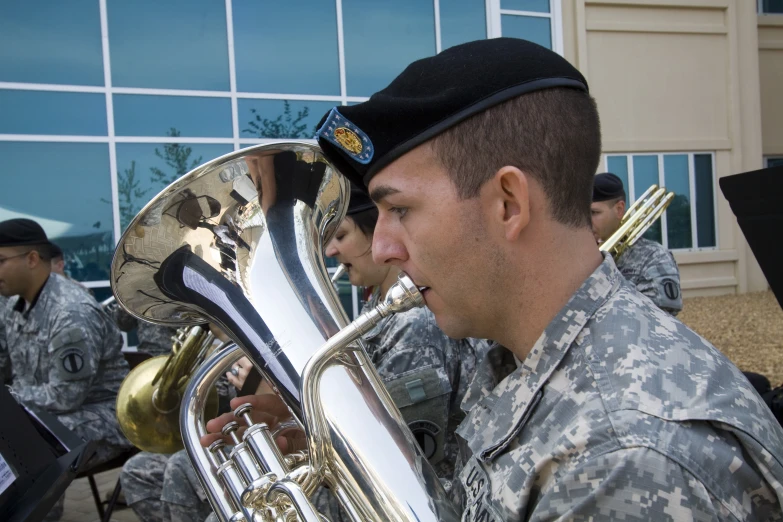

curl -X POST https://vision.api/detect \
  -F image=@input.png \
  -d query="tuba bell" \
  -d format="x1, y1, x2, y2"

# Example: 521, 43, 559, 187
110, 143, 458, 521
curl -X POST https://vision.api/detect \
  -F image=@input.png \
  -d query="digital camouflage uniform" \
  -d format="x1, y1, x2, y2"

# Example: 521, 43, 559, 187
0, 295, 10, 383
313, 289, 477, 521
3, 274, 132, 520
616, 237, 682, 316
107, 303, 179, 357
453, 254, 783, 521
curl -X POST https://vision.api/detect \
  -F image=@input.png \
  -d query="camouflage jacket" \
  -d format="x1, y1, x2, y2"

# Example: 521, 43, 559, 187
0, 295, 9, 383
454, 255, 783, 521
106, 303, 179, 357
4, 274, 130, 415
616, 237, 683, 315
361, 290, 477, 485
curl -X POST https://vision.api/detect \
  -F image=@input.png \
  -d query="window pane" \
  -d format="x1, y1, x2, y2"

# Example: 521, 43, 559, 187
768, 158, 783, 167
238, 99, 336, 139
113, 95, 233, 137
694, 154, 716, 248
0, 1, 103, 85
501, 0, 551, 13
501, 15, 552, 49
663, 155, 692, 249
233, 1, 339, 95
115, 143, 233, 230
0, 142, 113, 282
633, 155, 662, 243
343, 0, 436, 97
0, 90, 107, 136
107, 0, 229, 91
605, 156, 629, 205
441, 0, 487, 51
762, 0, 783, 14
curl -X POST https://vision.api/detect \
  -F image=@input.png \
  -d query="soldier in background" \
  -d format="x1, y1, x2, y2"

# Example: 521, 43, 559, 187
49, 242, 66, 276
0, 218, 132, 520
106, 301, 179, 357
590, 172, 683, 315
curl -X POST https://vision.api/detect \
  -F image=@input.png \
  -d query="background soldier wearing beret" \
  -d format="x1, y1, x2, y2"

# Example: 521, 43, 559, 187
313, 37, 783, 520
590, 172, 683, 315
0, 218, 132, 521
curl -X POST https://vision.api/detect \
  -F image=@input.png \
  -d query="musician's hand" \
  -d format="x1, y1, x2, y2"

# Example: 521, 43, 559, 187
200, 394, 292, 448
226, 357, 252, 389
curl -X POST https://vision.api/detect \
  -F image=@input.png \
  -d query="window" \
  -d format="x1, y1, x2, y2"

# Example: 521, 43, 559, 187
0, 1, 564, 320
759, 0, 783, 14
602, 153, 717, 251
766, 157, 783, 168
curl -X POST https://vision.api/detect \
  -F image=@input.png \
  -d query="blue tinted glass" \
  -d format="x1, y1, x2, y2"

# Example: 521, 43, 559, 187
762, 0, 783, 14
501, 15, 552, 49
441, 0, 487, 50
501, 0, 551, 13
114, 95, 232, 137
633, 155, 662, 243
108, 0, 229, 90
343, 0, 436, 97
0, 90, 107, 136
238, 99, 336, 139
115, 143, 233, 230
233, 1, 339, 95
663, 155, 692, 249
694, 154, 716, 248
605, 156, 629, 205
0, 1, 103, 85
768, 158, 783, 167
0, 142, 113, 281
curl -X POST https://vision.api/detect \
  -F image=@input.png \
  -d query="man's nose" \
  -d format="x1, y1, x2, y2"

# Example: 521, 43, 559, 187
371, 225, 407, 266
324, 241, 338, 258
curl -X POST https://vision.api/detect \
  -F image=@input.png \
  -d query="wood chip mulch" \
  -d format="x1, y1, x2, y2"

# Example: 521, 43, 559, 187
678, 290, 783, 387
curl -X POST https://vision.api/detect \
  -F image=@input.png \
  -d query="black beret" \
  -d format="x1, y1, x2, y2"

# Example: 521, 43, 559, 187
0, 218, 52, 248
49, 243, 63, 258
592, 173, 626, 202
316, 37, 588, 190
347, 184, 375, 216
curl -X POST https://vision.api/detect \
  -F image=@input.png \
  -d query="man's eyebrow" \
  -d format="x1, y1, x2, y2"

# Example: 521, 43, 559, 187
368, 185, 400, 203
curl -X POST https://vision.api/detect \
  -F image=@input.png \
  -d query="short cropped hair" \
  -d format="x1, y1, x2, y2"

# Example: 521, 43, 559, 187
432, 87, 602, 228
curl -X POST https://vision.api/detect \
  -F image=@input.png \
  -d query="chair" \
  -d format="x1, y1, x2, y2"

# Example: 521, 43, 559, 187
76, 350, 152, 521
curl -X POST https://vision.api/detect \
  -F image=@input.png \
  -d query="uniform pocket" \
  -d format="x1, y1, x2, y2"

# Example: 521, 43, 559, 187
385, 366, 452, 464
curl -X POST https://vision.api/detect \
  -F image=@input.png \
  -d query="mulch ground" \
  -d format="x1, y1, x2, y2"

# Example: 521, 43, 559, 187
679, 290, 783, 387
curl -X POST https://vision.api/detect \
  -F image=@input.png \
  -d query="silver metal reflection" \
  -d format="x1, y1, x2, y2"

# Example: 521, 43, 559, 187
111, 142, 458, 521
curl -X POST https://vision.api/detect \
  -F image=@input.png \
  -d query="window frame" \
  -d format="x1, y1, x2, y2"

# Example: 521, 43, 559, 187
601, 152, 719, 253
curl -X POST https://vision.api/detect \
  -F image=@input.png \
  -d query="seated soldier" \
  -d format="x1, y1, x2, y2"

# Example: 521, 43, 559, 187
0, 218, 132, 520
106, 301, 180, 358
591, 172, 683, 315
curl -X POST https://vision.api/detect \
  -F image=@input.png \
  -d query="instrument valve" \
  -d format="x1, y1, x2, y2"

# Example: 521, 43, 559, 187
234, 403, 256, 428
222, 420, 243, 446
208, 440, 229, 463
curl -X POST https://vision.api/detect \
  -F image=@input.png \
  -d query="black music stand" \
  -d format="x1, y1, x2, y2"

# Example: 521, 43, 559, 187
0, 386, 96, 522
719, 164, 783, 309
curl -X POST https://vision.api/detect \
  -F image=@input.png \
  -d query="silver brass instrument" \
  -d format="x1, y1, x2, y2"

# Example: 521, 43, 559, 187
110, 143, 457, 521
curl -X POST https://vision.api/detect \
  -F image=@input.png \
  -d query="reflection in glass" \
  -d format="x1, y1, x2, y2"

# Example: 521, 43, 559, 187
0, 1, 103, 85
107, 0, 229, 90
233, 0, 340, 95
441, 0, 487, 51
501, 15, 552, 49
768, 158, 783, 168
343, 0, 436, 97
694, 154, 716, 248
501, 0, 551, 12
238, 99, 336, 139
0, 90, 107, 136
113, 95, 233, 137
115, 143, 233, 230
606, 156, 629, 205
633, 155, 662, 244
762, 0, 783, 14
663, 155, 692, 249
0, 142, 113, 282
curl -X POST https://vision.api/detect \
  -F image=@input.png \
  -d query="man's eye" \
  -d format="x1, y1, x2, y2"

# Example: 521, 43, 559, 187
389, 206, 408, 218
335, 234, 345, 241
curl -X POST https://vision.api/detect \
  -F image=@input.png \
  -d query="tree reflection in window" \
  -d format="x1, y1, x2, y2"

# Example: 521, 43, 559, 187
243, 101, 317, 139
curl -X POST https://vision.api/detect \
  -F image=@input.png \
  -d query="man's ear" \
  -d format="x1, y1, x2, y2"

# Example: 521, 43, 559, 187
488, 166, 530, 242
614, 199, 626, 220
26, 250, 41, 269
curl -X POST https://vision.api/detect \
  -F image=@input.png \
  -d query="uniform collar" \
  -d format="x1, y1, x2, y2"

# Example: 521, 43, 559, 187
13, 274, 53, 318
457, 254, 622, 461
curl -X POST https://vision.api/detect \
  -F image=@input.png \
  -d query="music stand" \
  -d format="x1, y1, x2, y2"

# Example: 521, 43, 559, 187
0, 386, 96, 522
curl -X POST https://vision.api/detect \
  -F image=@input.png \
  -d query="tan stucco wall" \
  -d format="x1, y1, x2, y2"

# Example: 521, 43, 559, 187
759, 15, 783, 157
561, 0, 768, 297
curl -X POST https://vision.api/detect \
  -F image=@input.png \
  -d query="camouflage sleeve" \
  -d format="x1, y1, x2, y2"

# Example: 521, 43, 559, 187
635, 250, 683, 316
106, 302, 139, 332
11, 306, 103, 413
370, 314, 453, 466
529, 447, 725, 520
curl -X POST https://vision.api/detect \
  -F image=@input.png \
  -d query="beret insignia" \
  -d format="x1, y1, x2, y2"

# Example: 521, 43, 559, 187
316, 108, 374, 164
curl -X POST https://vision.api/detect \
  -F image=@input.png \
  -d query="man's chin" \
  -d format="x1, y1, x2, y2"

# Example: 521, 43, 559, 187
432, 312, 474, 340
